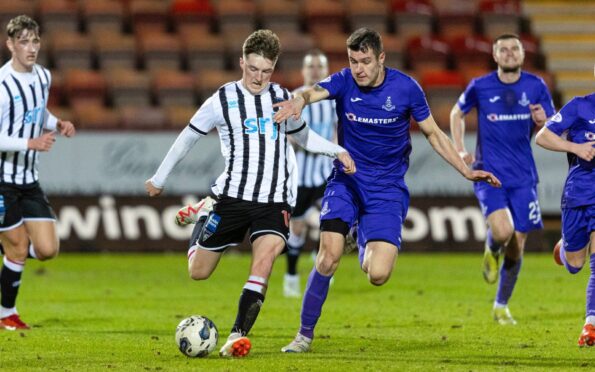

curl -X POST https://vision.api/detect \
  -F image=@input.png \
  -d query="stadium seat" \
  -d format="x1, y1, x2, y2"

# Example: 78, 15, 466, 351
383, 34, 405, 70
276, 31, 316, 71
180, 30, 227, 72
346, 0, 389, 34
38, 0, 79, 34
152, 70, 196, 107
47, 71, 64, 107
421, 70, 466, 130
519, 33, 543, 70
479, 0, 521, 40
82, 0, 125, 34
72, 103, 121, 130
194, 69, 239, 102
302, 0, 346, 35
120, 106, 167, 129
274, 68, 303, 91
63, 70, 106, 107
216, 0, 256, 36
0, 2, 35, 36
50, 31, 93, 71
391, 0, 435, 39
165, 105, 197, 129
136, 30, 182, 71
437, 12, 478, 41
315, 31, 350, 73
448, 34, 493, 71
461, 66, 491, 85
406, 35, 450, 73
94, 32, 137, 70
106, 69, 152, 107
170, 0, 213, 34
129, 0, 169, 33
258, 0, 300, 33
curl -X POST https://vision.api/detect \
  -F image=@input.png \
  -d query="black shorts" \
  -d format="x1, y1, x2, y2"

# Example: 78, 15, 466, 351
0, 182, 56, 231
189, 196, 291, 252
293, 184, 326, 218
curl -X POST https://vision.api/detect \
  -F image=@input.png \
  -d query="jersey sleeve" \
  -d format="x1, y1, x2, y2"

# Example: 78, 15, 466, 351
409, 78, 431, 122
457, 79, 478, 114
188, 94, 218, 134
545, 97, 578, 136
536, 78, 556, 117
317, 69, 348, 100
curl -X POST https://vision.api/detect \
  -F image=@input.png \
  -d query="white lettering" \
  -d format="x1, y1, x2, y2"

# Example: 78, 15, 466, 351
121, 206, 163, 240
56, 206, 101, 240
402, 207, 429, 242
99, 196, 121, 239
428, 207, 486, 242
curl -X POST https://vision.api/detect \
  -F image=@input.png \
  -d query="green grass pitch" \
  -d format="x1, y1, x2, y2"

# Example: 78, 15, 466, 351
0, 252, 594, 371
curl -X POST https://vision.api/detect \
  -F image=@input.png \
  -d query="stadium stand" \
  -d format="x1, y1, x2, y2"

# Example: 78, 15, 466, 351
346, 0, 389, 34
38, 0, 79, 34
82, 0, 125, 34
258, 0, 301, 33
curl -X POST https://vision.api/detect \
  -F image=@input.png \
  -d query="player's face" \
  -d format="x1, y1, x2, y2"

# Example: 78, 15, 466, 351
302, 55, 328, 86
240, 53, 276, 94
493, 38, 524, 73
7, 29, 40, 72
347, 48, 385, 88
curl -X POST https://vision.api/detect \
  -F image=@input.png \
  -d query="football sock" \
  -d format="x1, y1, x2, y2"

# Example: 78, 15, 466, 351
559, 243, 582, 274
231, 276, 266, 336
1, 256, 24, 309
495, 256, 522, 305
286, 233, 304, 276
486, 229, 504, 253
586, 254, 595, 322
299, 268, 332, 339
28, 243, 37, 260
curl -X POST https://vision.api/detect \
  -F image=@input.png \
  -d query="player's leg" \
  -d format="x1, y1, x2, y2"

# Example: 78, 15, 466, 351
284, 187, 311, 298
492, 231, 525, 325
581, 229, 595, 346
0, 225, 30, 330
360, 241, 398, 286
24, 221, 59, 261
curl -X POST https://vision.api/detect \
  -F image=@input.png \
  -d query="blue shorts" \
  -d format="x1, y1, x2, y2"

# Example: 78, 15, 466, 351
319, 172, 409, 248
561, 205, 595, 252
474, 182, 543, 233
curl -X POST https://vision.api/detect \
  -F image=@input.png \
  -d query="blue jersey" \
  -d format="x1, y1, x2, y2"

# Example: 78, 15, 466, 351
318, 67, 430, 189
545, 93, 595, 208
458, 71, 555, 188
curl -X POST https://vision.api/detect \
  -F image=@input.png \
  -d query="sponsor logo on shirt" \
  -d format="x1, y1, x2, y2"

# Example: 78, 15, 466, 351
518, 92, 530, 107
350, 97, 363, 102
486, 113, 531, 122
489, 96, 500, 103
243, 116, 278, 140
551, 112, 563, 123
585, 131, 595, 141
588, 119, 595, 124
228, 100, 238, 109
382, 96, 395, 111
345, 112, 399, 125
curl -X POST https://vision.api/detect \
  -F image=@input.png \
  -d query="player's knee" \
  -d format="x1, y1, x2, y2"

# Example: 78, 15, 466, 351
565, 256, 585, 274
188, 266, 211, 281
316, 251, 340, 275
367, 268, 391, 286
492, 226, 514, 244
35, 241, 60, 261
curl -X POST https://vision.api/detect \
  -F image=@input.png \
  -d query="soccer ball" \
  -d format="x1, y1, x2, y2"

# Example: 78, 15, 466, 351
175, 315, 219, 357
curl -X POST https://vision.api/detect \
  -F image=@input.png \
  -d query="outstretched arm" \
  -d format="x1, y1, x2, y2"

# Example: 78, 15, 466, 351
145, 126, 204, 196
536, 126, 595, 162
418, 115, 501, 186
273, 85, 330, 123
449, 103, 473, 165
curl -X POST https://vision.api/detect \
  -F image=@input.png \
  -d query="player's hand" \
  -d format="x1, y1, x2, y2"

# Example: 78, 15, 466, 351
466, 170, 501, 188
530, 104, 547, 127
337, 151, 356, 175
273, 96, 305, 123
28, 131, 56, 151
458, 150, 474, 165
572, 141, 595, 162
145, 179, 163, 197
57, 120, 76, 137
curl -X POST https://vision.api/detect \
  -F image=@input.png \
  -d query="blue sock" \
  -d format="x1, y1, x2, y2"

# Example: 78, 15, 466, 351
495, 257, 522, 305
486, 229, 504, 253
299, 268, 332, 339
560, 243, 582, 274
587, 254, 595, 318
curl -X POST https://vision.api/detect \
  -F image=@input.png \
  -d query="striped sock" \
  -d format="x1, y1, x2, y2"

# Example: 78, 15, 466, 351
1, 256, 24, 309
231, 276, 267, 336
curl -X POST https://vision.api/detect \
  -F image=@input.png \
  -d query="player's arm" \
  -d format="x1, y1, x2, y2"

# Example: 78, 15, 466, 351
536, 126, 595, 162
43, 109, 75, 137
273, 85, 330, 123
418, 115, 501, 186
289, 122, 355, 174
145, 126, 204, 197
449, 103, 473, 165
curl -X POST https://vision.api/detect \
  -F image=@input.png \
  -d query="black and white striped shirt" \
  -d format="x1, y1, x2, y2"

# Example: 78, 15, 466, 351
294, 86, 336, 187
190, 81, 304, 206
0, 62, 55, 185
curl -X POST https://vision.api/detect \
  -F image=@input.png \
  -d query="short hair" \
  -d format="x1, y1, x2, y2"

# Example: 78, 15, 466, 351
346, 28, 383, 57
303, 49, 328, 65
6, 15, 39, 39
493, 33, 522, 46
242, 29, 281, 62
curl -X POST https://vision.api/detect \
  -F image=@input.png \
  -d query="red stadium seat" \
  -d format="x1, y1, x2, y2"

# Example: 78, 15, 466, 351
180, 29, 227, 72
170, 0, 213, 34
448, 34, 493, 71
421, 70, 466, 130
346, 0, 389, 34
406, 35, 450, 74
50, 31, 93, 71
437, 12, 478, 41
106, 69, 151, 107
38, 0, 79, 34
479, 0, 521, 40
94, 32, 137, 70
82, 0, 125, 34
63, 69, 107, 107
302, 0, 346, 35
216, 0, 256, 37
72, 103, 121, 130
136, 30, 182, 71
129, 0, 169, 33
314, 31, 350, 72
152, 69, 196, 107
391, 0, 435, 39
120, 106, 167, 129
258, 0, 300, 33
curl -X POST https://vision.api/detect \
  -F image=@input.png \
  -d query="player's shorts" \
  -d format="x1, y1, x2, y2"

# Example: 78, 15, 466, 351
319, 172, 409, 249
474, 182, 543, 233
189, 195, 291, 253
0, 182, 56, 231
293, 184, 326, 218
561, 204, 595, 252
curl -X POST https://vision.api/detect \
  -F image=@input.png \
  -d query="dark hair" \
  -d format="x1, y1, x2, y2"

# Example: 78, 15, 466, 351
346, 28, 383, 57
6, 15, 39, 39
243, 29, 281, 62
493, 33, 521, 45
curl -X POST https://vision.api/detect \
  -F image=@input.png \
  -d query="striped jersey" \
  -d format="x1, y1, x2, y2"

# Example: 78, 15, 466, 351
189, 81, 305, 206
295, 85, 336, 187
0, 61, 53, 185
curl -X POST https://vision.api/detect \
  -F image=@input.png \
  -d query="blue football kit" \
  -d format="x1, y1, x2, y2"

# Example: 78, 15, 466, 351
317, 67, 430, 248
545, 93, 595, 251
458, 71, 555, 232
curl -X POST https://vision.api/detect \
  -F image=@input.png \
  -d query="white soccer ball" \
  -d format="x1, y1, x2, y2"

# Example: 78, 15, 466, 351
175, 315, 219, 358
